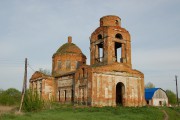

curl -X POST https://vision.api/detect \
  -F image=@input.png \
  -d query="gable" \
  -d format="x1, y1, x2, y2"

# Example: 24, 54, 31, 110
30, 71, 46, 81
153, 89, 168, 99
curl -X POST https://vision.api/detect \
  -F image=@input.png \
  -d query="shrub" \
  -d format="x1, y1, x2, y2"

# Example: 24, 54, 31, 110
166, 89, 177, 105
0, 88, 21, 106
23, 89, 44, 112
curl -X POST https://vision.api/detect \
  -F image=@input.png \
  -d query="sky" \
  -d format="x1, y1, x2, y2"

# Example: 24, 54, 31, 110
0, 0, 180, 96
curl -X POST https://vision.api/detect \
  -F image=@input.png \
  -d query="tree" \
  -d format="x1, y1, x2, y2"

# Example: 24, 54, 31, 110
166, 89, 177, 105
0, 88, 21, 105
0, 89, 4, 94
145, 82, 155, 88
39, 68, 51, 76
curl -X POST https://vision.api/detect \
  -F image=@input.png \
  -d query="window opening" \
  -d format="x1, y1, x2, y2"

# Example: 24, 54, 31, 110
115, 33, 123, 39
159, 101, 162, 106
82, 88, 85, 102
66, 60, 71, 70
97, 42, 103, 62
82, 68, 85, 78
40, 82, 42, 92
146, 100, 149, 105
71, 89, 74, 102
39, 82, 42, 98
59, 90, 60, 102
64, 90, 67, 101
115, 42, 122, 62
36, 83, 37, 90
98, 34, 102, 39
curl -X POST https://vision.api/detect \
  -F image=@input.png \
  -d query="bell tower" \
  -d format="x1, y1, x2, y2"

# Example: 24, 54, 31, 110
90, 15, 132, 68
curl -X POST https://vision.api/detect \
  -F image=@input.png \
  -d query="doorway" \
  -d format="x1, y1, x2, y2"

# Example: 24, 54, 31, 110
116, 82, 125, 105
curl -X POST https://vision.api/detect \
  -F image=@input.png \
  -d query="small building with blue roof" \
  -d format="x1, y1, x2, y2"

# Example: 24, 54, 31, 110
145, 88, 168, 106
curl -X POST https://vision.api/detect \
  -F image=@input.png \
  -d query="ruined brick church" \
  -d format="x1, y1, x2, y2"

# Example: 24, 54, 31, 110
29, 15, 146, 106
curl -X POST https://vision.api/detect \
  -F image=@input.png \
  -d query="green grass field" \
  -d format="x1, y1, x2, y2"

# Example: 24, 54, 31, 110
0, 105, 180, 120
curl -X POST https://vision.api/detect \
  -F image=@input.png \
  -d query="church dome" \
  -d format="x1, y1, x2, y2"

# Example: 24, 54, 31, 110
52, 36, 87, 76
100, 15, 121, 27
56, 43, 82, 54
54, 36, 83, 55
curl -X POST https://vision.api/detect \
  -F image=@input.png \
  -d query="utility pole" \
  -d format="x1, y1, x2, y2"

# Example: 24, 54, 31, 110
24, 58, 27, 91
175, 75, 179, 106
19, 58, 27, 112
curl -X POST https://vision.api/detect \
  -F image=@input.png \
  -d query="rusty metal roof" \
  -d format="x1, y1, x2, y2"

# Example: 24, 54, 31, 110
145, 88, 159, 100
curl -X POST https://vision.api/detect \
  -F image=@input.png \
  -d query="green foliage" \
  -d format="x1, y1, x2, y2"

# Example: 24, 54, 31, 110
0, 89, 4, 94
145, 82, 155, 88
166, 89, 177, 105
0, 88, 21, 106
23, 89, 44, 112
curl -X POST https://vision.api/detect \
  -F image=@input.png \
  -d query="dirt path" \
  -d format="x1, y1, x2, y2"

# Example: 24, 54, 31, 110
162, 110, 169, 120
0, 106, 15, 115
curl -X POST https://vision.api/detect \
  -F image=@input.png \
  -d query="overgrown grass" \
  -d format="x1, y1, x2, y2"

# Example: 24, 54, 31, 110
0, 105, 167, 120
22, 89, 44, 112
162, 107, 180, 120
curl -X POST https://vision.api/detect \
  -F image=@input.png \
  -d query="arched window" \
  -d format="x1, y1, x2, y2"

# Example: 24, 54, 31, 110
96, 34, 104, 63
115, 33, 123, 39
82, 68, 85, 78
98, 34, 102, 39
71, 89, 74, 102
58, 90, 60, 102
64, 90, 67, 101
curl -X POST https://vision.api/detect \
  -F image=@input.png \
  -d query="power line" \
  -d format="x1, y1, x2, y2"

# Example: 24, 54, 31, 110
27, 62, 36, 72
0, 58, 24, 62
0, 60, 24, 62
0, 62, 24, 68
28, 64, 36, 72
0, 59, 24, 65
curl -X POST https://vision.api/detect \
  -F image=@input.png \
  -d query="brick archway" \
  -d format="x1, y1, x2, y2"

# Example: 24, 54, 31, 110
116, 82, 125, 106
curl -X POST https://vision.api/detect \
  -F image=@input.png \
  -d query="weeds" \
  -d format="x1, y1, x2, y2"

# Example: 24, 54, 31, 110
22, 89, 44, 112
1, 103, 180, 120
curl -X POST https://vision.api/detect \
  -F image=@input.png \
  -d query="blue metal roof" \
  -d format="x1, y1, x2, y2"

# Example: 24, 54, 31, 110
145, 88, 159, 100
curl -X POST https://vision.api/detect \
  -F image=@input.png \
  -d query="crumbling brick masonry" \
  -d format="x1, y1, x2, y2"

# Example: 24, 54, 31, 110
29, 15, 146, 107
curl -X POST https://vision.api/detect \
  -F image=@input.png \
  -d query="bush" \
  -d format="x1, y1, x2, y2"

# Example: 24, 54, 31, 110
166, 89, 177, 105
22, 89, 44, 112
0, 88, 21, 106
